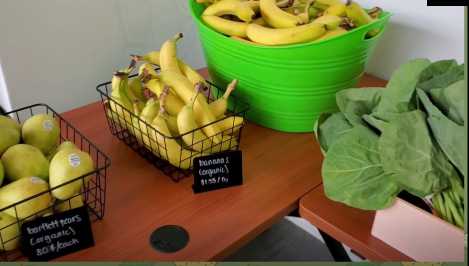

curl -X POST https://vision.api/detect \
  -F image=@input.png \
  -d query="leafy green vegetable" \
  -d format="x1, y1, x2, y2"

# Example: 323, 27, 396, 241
418, 62, 465, 91
315, 112, 352, 153
418, 60, 459, 84
336, 88, 382, 126
428, 80, 466, 125
378, 110, 451, 197
362, 114, 387, 133
322, 126, 400, 210
417, 89, 466, 178
373, 59, 431, 121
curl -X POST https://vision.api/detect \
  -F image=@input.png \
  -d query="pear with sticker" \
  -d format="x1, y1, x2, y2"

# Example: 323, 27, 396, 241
21, 114, 60, 155
49, 148, 94, 200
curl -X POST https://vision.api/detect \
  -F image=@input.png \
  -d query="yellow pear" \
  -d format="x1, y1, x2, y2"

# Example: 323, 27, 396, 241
1, 144, 49, 181
47, 141, 77, 161
0, 212, 20, 251
49, 149, 94, 200
21, 114, 60, 155
0, 177, 53, 219
0, 115, 21, 155
55, 195, 84, 212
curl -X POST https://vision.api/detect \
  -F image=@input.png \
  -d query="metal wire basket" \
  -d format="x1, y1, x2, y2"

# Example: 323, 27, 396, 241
0, 104, 110, 261
97, 75, 248, 182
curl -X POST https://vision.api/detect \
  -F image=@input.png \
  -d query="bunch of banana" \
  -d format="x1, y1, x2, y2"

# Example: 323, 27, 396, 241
199, 0, 384, 45
108, 33, 243, 169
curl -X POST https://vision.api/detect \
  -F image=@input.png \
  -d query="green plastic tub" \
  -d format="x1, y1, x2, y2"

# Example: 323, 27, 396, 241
189, 0, 391, 132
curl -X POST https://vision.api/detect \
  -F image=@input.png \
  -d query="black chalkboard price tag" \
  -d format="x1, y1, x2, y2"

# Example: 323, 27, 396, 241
192, 150, 243, 193
20, 206, 94, 261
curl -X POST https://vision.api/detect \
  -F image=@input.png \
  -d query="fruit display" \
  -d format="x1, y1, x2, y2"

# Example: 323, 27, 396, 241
315, 58, 465, 229
0, 111, 99, 252
198, 0, 384, 45
101, 33, 247, 174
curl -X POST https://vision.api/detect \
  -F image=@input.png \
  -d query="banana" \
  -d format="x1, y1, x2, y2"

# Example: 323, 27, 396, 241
231, 36, 263, 46
297, 0, 315, 24
260, 0, 303, 28
324, 3, 346, 16
316, 0, 343, 6
160, 71, 223, 144
209, 80, 238, 117
135, 98, 160, 149
345, 0, 379, 36
144, 79, 184, 116
137, 63, 159, 80
315, 27, 347, 41
128, 77, 146, 102
252, 16, 267, 26
203, 0, 256, 22
134, 51, 207, 87
150, 91, 203, 170
313, 15, 343, 30
166, 114, 180, 137
160, 33, 184, 74
246, 22, 326, 45
110, 71, 134, 130
202, 15, 249, 37
178, 84, 237, 153
368, 7, 382, 19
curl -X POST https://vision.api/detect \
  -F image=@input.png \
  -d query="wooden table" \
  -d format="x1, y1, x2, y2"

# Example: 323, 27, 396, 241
57, 97, 323, 260
300, 185, 412, 261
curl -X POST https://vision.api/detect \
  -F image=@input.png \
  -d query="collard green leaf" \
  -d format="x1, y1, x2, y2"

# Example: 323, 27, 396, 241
362, 114, 388, 133
373, 59, 431, 121
418, 62, 465, 91
336, 88, 382, 126
322, 126, 400, 210
315, 112, 353, 153
419, 60, 458, 84
428, 80, 466, 125
378, 110, 451, 197
417, 89, 466, 178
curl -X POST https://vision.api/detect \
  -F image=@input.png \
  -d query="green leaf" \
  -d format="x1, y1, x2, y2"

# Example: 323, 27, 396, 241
428, 80, 466, 125
373, 59, 431, 121
322, 126, 400, 210
378, 110, 451, 197
314, 112, 353, 153
418, 62, 465, 91
362, 114, 388, 133
417, 89, 466, 178
336, 88, 383, 126
419, 59, 458, 84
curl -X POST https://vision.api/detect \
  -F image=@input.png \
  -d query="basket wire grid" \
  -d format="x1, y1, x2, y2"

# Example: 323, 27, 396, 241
0, 104, 110, 261
97, 74, 249, 182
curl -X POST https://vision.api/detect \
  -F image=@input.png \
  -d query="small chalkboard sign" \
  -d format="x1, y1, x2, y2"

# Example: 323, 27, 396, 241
20, 206, 94, 261
192, 150, 243, 193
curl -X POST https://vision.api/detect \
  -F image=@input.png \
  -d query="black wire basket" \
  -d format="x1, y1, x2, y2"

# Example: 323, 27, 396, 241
0, 104, 110, 261
97, 75, 249, 182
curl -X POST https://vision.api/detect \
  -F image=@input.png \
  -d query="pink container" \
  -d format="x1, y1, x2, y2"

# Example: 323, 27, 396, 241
371, 198, 464, 261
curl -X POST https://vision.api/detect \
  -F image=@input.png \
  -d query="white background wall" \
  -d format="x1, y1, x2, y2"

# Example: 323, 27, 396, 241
0, 0, 465, 112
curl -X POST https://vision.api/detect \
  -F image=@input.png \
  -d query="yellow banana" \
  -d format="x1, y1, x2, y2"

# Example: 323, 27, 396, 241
135, 98, 160, 149
209, 79, 238, 117
134, 51, 207, 87
316, 0, 343, 6
144, 79, 184, 116
260, 0, 303, 28
160, 33, 184, 74
150, 91, 203, 170
246, 22, 326, 45
324, 3, 346, 16
345, 0, 379, 36
202, 15, 249, 37
166, 114, 180, 137
313, 15, 343, 30
110, 71, 134, 131
178, 85, 237, 153
160, 71, 223, 144
315, 27, 347, 41
203, 0, 255, 22
128, 77, 146, 102
252, 16, 267, 26
231, 36, 263, 46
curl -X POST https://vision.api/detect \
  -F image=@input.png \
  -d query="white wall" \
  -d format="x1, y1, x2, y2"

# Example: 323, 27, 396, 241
361, 0, 465, 79
0, 0, 206, 112
0, 1, 466, 112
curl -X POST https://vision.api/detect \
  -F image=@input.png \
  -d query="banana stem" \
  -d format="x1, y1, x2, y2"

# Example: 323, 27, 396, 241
191, 83, 204, 107
173, 33, 184, 42
277, 0, 294, 8
223, 80, 238, 100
